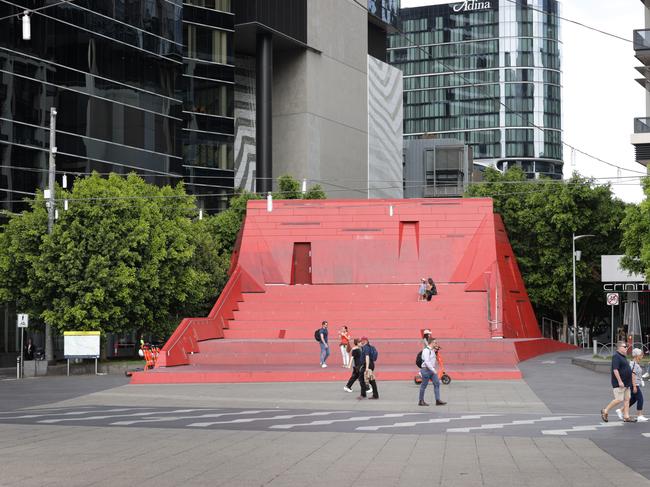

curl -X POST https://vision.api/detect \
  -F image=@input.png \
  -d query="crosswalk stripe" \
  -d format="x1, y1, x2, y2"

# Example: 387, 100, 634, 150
447, 416, 579, 433
269, 413, 425, 430
641, 433, 650, 438
542, 422, 623, 436
2, 408, 136, 421
38, 409, 205, 424
355, 414, 500, 432
110, 409, 284, 426
188, 411, 351, 428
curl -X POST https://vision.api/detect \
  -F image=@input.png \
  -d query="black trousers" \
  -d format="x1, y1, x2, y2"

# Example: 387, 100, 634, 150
345, 367, 361, 389
359, 364, 379, 398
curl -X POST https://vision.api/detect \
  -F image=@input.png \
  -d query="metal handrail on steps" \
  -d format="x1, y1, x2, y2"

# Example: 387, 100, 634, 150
161, 266, 244, 363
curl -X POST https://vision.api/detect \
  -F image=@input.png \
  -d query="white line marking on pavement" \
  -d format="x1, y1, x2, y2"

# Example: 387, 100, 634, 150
355, 414, 501, 432
188, 411, 352, 427
270, 413, 428, 430
542, 422, 624, 436
447, 416, 579, 433
110, 409, 285, 426
1, 408, 136, 420
642, 433, 650, 438
38, 409, 206, 424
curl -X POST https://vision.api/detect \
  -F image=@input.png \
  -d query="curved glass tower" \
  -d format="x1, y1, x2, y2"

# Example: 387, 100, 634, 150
390, 0, 562, 179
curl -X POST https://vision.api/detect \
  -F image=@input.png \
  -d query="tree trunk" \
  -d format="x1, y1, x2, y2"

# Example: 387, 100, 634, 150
562, 312, 568, 343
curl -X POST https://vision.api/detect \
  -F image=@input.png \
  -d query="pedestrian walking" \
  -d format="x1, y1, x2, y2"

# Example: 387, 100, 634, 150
601, 341, 635, 422
625, 348, 647, 422
418, 278, 427, 302
338, 325, 351, 367
358, 337, 379, 400
344, 338, 361, 392
316, 320, 330, 368
418, 336, 446, 406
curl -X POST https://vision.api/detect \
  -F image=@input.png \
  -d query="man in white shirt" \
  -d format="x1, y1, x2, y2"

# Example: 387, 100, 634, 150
418, 337, 447, 406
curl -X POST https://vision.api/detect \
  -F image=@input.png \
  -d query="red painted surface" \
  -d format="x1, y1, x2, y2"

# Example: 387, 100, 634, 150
291, 243, 312, 285
134, 198, 574, 384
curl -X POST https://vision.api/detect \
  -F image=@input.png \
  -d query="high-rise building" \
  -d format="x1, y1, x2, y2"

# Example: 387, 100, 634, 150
632, 0, 650, 171
233, 0, 403, 198
389, 0, 563, 180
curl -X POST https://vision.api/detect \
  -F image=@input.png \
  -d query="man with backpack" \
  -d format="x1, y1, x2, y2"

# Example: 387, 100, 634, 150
358, 336, 379, 400
315, 321, 330, 368
418, 336, 446, 406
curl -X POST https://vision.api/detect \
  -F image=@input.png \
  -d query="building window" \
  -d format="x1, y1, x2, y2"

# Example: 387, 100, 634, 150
185, 25, 230, 64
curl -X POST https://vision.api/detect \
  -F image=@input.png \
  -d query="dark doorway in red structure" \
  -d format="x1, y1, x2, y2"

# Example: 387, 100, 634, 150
291, 243, 312, 284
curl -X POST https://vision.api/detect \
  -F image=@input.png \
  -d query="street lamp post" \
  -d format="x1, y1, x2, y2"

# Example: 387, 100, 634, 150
572, 233, 594, 346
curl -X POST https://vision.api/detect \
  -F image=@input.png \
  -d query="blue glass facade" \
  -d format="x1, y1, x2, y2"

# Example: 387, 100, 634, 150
389, 0, 563, 179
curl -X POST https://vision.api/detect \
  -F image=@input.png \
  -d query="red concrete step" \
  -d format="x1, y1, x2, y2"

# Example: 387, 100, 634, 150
130, 363, 523, 384
222, 328, 491, 340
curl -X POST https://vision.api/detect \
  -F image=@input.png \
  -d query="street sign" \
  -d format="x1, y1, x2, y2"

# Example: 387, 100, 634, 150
17, 314, 28, 328
606, 293, 619, 306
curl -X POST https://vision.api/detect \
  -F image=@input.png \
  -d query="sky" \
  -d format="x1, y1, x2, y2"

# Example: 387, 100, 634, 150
400, 0, 647, 203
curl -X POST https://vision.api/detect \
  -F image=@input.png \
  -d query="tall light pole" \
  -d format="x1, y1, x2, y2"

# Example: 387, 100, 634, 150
572, 233, 594, 346
45, 107, 57, 362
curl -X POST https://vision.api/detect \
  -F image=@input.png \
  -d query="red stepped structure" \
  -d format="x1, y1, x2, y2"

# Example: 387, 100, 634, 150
131, 198, 574, 384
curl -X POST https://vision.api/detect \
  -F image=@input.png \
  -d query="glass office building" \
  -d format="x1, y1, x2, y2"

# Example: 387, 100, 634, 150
0, 0, 235, 216
389, 0, 563, 179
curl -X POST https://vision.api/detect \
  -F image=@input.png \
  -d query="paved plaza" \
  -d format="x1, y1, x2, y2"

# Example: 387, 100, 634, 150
1, 351, 650, 486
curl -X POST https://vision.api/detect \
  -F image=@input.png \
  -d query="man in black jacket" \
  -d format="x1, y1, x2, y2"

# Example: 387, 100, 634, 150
601, 341, 635, 422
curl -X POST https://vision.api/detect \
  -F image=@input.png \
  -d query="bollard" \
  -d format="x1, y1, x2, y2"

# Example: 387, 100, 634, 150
593, 339, 598, 356
16, 355, 21, 379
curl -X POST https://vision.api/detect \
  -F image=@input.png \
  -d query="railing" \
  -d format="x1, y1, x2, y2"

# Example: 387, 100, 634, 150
635, 117, 650, 134
156, 265, 247, 367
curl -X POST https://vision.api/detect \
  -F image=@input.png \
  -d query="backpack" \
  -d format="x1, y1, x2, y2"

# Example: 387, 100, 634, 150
367, 344, 378, 362
314, 329, 321, 342
415, 350, 423, 368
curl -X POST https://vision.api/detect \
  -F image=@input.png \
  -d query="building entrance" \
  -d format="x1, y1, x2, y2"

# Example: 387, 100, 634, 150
291, 243, 312, 285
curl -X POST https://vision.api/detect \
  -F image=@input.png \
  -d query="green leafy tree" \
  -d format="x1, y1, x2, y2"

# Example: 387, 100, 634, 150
621, 177, 650, 276
467, 169, 626, 340
0, 173, 227, 339
272, 174, 328, 200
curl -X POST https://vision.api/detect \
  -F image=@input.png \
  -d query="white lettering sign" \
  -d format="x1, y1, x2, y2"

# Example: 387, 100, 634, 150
453, 0, 492, 12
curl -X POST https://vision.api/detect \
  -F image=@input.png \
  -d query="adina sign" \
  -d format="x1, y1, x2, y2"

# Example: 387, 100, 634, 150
452, 0, 492, 12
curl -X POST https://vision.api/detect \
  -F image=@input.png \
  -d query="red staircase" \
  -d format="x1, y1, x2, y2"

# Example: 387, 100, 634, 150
131, 198, 574, 384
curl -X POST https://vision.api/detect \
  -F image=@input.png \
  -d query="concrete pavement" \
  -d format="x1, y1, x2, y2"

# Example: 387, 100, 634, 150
0, 351, 649, 486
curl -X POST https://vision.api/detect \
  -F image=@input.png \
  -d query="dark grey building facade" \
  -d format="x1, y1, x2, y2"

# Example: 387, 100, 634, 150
389, 0, 563, 180
632, 0, 650, 170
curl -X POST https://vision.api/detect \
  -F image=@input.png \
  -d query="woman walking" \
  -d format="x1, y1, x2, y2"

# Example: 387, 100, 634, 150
338, 325, 351, 368
626, 348, 648, 421
343, 338, 361, 392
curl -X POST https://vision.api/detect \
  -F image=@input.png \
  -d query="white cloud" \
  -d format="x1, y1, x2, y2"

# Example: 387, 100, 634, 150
400, 0, 647, 202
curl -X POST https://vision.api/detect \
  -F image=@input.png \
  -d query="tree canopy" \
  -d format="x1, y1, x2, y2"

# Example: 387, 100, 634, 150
466, 168, 626, 334
621, 177, 650, 277
0, 173, 228, 338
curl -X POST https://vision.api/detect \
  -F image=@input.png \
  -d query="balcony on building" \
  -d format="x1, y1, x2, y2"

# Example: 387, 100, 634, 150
634, 29, 650, 65
632, 117, 650, 167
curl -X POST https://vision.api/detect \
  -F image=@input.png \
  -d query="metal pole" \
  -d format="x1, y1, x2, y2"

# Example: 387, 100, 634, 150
45, 108, 57, 364
20, 327, 24, 379
611, 305, 615, 351
572, 233, 577, 346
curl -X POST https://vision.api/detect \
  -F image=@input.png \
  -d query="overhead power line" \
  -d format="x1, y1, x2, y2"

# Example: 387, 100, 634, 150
0, 0, 77, 22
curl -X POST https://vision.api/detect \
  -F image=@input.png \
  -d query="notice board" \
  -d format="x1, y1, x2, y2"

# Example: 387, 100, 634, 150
64, 331, 100, 358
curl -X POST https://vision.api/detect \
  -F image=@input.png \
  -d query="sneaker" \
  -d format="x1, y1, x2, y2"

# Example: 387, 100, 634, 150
616, 408, 623, 420
643, 372, 650, 379
343, 386, 353, 392
366, 388, 373, 394
637, 415, 649, 422
321, 363, 327, 368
